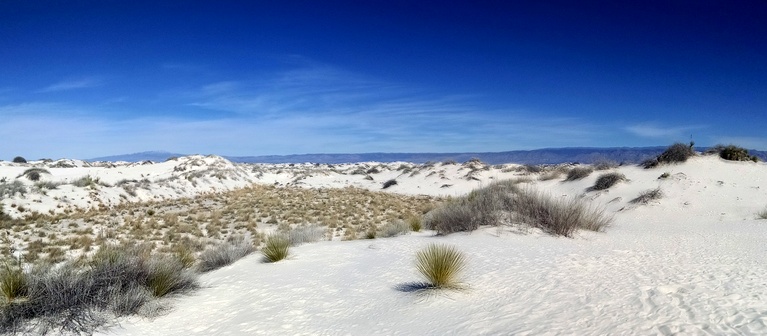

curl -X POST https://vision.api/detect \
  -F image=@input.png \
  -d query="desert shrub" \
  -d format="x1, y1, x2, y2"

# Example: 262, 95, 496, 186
145, 257, 198, 297
424, 181, 519, 234
382, 179, 397, 189
19, 168, 50, 182
377, 220, 410, 238
196, 237, 253, 272
716, 145, 759, 162
643, 142, 694, 168
0, 243, 200, 335
441, 160, 457, 165
407, 216, 422, 232
0, 262, 26, 303
588, 172, 626, 191
288, 225, 325, 246
172, 245, 196, 269
630, 188, 663, 204
71, 175, 98, 188
592, 160, 618, 171
510, 188, 612, 236
414, 244, 466, 289
11, 157, 26, 164
658, 172, 670, 179
758, 207, 767, 220
538, 171, 562, 181
0, 181, 27, 198
520, 164, 543, 173
34, 181, 62, 191
564, 167, 593, 181
262, 234, 290, 263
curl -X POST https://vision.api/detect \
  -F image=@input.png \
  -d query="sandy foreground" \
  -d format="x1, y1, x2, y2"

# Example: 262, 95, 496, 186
3, 155, 767, 335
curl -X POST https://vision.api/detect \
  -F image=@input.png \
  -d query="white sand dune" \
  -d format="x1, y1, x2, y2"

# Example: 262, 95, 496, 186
78, 155, 767, 335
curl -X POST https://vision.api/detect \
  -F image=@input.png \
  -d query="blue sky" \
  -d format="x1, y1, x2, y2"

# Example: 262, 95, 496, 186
1, 1, 766, 159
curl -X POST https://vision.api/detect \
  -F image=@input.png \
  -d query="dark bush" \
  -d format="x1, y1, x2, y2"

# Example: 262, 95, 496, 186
11, 157, 26, 164
564, 167, 593, 181
588, 172, 625, 191
643, 143, 694, 168
717, 145, 759, 162
382, 179, 397, 189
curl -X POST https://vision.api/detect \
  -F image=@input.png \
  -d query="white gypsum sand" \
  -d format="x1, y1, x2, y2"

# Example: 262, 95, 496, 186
88, 155, 767, 335
2, 154, 766, 334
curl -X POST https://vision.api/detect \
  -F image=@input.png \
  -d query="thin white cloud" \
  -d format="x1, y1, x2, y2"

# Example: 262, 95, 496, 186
624, 123, 706, 139
38, 77, 103, 92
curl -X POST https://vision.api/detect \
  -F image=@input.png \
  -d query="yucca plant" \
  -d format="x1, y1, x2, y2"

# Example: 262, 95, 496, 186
262, 234, 290, 263
0, 262, 27, 303
414, 244, 467, 289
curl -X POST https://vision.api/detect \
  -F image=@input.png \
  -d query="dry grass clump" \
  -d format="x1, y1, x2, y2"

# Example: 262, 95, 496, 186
630, 188, 663, 204
377, 220, 410, 238
709, 144, 760, 162
196, 236, 254, 272
592, 160, 619, 171
382, 179, 398, 189
564, 167, 593, 181
19, 168, 50, 182
0, 243, 199, 335
587, 172, 626, 191
642, 142, 695, 168
288, 225, 325, 246
758, 207, 767, 220
414, 244, 466, 289
424, 180, 610, 237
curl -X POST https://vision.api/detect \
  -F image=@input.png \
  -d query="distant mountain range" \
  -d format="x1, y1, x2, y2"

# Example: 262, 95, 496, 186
86, 147, 767, 165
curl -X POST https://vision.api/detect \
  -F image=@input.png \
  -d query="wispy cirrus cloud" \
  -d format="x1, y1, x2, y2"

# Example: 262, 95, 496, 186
624, 123, 707, 139
38, 77, 103, 92
1, 63, 612, 159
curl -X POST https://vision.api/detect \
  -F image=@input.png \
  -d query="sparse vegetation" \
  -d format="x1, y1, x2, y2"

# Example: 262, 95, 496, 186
588, 172, 626, 191
630, 188, 663, 204
642, 142, 695, 168
758, 207, 767, 219
424, 180, 611, 236
414, 244, 466, 289
19, 168, 50, 182
0, 243, 200, 334
262, 234, 290, 263
564, 167, 593, 181
0, 181, 27, 198
197, 237, 254, 272
377, 220, 410, 238
11, 157, 26, 164
711, 144, 760, 162
382, 179, 398, 189
408, 216, 422, 232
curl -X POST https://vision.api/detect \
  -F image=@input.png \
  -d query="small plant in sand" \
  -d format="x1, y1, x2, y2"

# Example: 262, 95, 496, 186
0, 261, 27, 303
262, 234, 290, 263
588, 172, 625, 191
414, 244, 466, 289
630, 188, 663, 204
407, 216, 422, 232
564, 167, 593, 181
19, 168, 51, 182
11, 156, 26, 164
758, 207, 767, 220
382, 179, 398, 189
713, 145, 760, 162
642, 142, 695, 168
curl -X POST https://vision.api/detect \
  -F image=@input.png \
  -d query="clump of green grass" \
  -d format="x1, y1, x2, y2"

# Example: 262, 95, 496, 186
414, 244, 466, 289
262, 234, 290, 263
408, 216, 422, 232
0, 262, 27, 303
